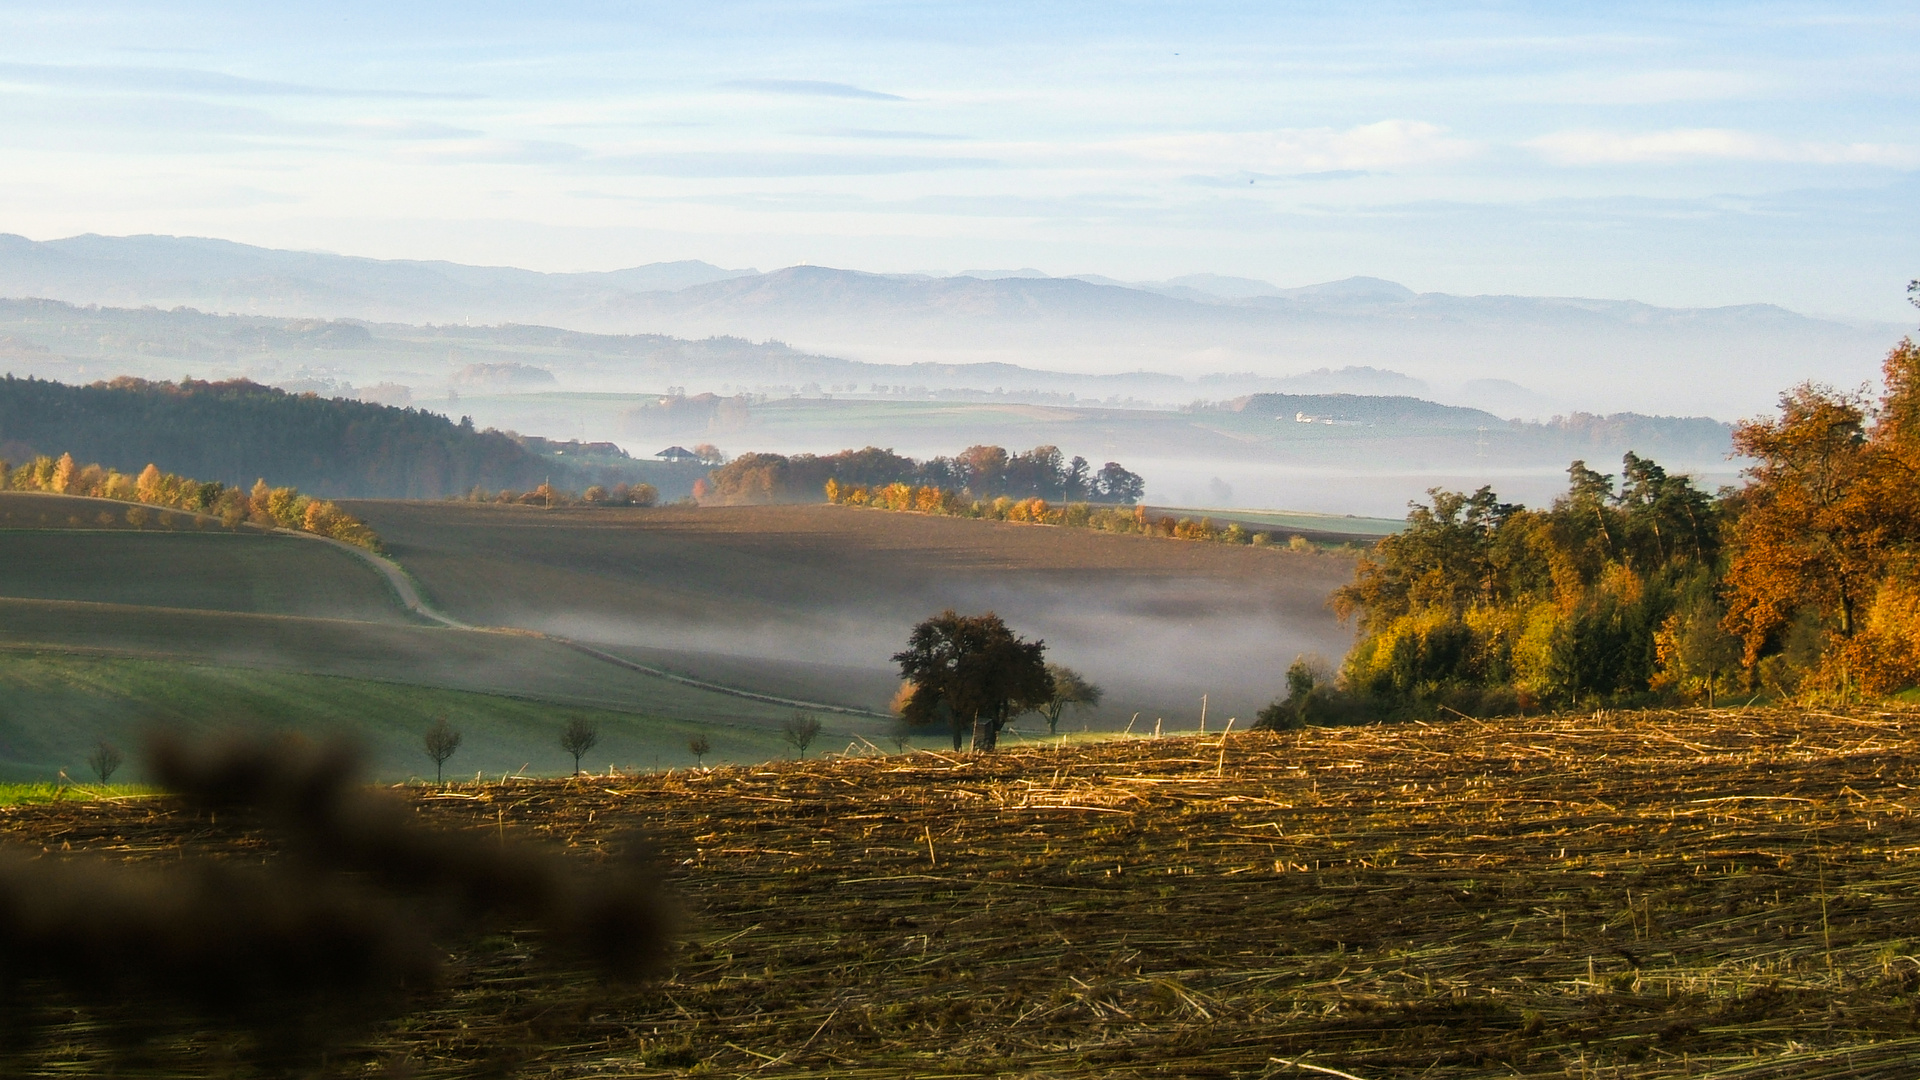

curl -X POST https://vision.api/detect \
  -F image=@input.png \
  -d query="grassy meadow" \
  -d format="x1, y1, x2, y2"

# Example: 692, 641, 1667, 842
0, 490, 219, 532
0, 495, 893, 777
0, 521, 411, 621
0, 650, 814, 782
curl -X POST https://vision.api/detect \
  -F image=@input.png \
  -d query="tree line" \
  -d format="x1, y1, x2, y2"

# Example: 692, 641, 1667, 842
697, 444, 1146, 506
0, 452, 380, 549
824, 478, 1325, 550
0, 375, 583, 498
453, 481, 659, 508
1303, 329, 1920, 719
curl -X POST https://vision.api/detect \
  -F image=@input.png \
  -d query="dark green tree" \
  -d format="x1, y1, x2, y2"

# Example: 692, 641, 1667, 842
1093, 462, 1146, 504
1256, 656, 1325, 730
893, 611, 1053, 752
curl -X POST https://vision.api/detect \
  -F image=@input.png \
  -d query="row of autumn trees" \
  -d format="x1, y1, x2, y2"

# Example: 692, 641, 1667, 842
826, 479, 1316, 549
1327, 331, 1920, 713
700, 444, 1146, 506
0, 452, 380, 549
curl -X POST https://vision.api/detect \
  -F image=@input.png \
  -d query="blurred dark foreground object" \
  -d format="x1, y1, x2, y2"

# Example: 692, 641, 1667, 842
0, 733, 675, 1063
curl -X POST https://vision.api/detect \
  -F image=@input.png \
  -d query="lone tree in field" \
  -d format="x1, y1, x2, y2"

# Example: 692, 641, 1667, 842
893, 610, 1053, 752
86, 739, 123, 784
560, 719, 599, 775
422, 717, 462, 783
688, 734, 712, 767
782, 712, 822, 758
1036, 664, 1102, 736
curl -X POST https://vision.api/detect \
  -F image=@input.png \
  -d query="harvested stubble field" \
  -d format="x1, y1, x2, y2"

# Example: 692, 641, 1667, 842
5, 707, 1920, 1078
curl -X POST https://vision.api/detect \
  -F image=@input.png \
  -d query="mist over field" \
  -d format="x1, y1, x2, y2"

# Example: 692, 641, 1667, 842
537, 573, 1350, 730
345, 501, 1357, 731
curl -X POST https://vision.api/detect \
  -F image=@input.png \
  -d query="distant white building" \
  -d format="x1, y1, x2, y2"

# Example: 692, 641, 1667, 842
656, 445, 699, 463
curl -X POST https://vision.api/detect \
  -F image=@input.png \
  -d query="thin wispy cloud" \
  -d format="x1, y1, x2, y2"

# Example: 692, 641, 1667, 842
401, 138, 589, 165
585, 151, 996, 178
0, 62, 470, 100
1120, 121, 1479, 173
721, 79, 904, 101
1530, 129, 1920, 167
812, 128, 971, 141
350, 120, 483, 141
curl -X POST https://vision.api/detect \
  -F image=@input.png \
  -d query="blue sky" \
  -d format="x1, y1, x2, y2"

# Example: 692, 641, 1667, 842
1, 1, 1914, 317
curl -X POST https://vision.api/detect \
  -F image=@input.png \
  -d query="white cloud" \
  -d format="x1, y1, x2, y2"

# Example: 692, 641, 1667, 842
1118, 121, 1479, 173
1529, 128, 1920, 167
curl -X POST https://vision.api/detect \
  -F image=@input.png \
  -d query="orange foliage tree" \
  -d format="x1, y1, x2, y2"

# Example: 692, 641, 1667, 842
0, 453, 381, 550
1722, 338, 1920, 696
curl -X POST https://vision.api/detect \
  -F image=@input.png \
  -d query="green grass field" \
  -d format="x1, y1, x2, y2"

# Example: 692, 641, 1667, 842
0, 498, 896, 779
0, 490, 216, 532
0, 524, 413, 621
0, 781, 155, 806
0, 649, 819, 781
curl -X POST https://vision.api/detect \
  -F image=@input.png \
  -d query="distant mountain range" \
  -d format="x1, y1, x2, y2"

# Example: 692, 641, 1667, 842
0, 296, 1455, 409
0, 232, 1905, 419
0, 297, 1744, 514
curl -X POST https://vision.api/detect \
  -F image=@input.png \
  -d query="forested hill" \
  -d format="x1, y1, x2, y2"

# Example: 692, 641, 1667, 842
1231, 393, 1503, 426
1231, 392, 1734, 458
0, 376, 564, 498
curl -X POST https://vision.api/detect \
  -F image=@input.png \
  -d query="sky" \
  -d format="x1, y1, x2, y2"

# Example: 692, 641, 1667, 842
0, 2, 1914, 319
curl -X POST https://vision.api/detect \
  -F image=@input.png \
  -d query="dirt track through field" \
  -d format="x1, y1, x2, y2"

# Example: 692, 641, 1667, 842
346, 500, 1359, 723
4, 707, 1920, 1077
0, 493, 886, 726
302, 527, 890, 717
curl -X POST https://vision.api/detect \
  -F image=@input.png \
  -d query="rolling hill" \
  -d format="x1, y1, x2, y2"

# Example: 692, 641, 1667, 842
0, 373, 670, 498
0, 493, 865, 778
